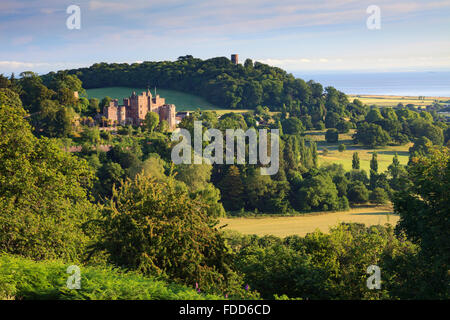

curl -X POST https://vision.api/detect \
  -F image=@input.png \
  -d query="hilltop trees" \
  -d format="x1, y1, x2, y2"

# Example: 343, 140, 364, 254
60, 57, 352, 117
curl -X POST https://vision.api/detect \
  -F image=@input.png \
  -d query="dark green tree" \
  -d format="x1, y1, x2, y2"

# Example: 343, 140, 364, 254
352, 152, 360, 170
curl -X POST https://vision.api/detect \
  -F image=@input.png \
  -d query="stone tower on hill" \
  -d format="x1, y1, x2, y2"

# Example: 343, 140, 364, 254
231, 54, 239, 65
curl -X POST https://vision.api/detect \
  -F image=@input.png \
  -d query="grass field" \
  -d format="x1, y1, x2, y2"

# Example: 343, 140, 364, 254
348, 94, 450, 108
305, 129, 411, 172
220, 206, 399, 238
86, 87, 221, 111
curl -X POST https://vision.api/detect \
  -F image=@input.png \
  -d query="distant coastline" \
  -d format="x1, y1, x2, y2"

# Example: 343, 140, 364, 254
293, 71, 450, 97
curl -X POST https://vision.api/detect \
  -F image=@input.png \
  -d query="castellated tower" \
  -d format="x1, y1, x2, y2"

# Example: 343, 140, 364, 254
159, 104, 176, 130
231, 54, 239, 65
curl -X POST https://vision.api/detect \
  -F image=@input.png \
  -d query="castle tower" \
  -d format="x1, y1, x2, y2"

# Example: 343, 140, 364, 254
231, 54, 239, 65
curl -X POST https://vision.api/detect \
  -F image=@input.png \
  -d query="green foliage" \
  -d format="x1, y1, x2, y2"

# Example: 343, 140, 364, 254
352, 152, 360, 170
409, 118, 444, 145
370, 152, 378, 173
32, 99, 75, 138
89, 173, 251, 297
282, 117, 304, 135
325, 128, 339, 143
347, 181, 369, 204
218, 165, 244, 211
175, 163, 212, 192
370, 187, 389, 205
392, 147, 450, 298
355, 123, 391, 147
293, 173, 342, 212
144, 111, 160, 132
231, 223, 415, 299
0, 102, 98, 261
0, 88, 22, 108
17, 72, 55, 113
61, 57, 347, 114
338, 144, 346, 152
365, 108, 384, 123
0, 254, 222, 300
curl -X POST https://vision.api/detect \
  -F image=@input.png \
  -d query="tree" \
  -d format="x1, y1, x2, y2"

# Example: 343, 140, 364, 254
370, 187, 389, 205
365, 108, 384, 123
355, 123, 390, 147
0, 88, 22, 108
338, 144, 346, 152
88, 98, 100, 115
33, 99, 74, 138
193, 183, 226, 218
325, 128, 339, 143
336, 121, 351, 133
352, 152, 360, 170
144, 111, 160, 133
0, 101, 98, 261
347, 181, 369, 204
370, 152, 378, 173
392, 147, 450, 298
159, 119, 169, 133
294, 173, 341, 211
89, 173, 245, 295
218, 165, 244, 211
96, 161, 125, 199
18, 71, 55, 113
100, 96, 112, 108
409, 136, 433, 158
282, 117, 305, 135
175, 163, 212, 193
325, 112, 340, 128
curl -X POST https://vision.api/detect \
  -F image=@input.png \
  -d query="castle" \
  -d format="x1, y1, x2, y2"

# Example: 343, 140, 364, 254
103, 89, 176, 130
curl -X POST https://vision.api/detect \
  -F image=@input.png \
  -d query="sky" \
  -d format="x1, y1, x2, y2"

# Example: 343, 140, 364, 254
1, 0, 450, 75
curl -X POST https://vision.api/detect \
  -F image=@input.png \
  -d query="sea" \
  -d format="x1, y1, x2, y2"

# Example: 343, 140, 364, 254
293, 71, 450, 97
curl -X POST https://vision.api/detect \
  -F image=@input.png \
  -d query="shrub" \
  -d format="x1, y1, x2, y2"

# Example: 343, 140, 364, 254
370, 187, 389, 205
88, 174, 254, 298
347, 181, 369, 204
0, 254, 223, 300
325, 128, 339, 143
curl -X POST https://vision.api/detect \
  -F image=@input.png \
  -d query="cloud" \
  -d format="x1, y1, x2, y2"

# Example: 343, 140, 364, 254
88, 1, 131, 12
12, 36, 33, 46
0, 61, 88, 74
256, 55, 450, 72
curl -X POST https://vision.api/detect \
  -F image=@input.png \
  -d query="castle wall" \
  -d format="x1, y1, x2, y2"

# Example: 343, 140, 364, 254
103, 90, 176, 130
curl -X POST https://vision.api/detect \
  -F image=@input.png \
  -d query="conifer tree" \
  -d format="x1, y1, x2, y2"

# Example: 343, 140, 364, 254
352, 152, 360, 170
219, 165, 244, 211
370, 152, 378, 173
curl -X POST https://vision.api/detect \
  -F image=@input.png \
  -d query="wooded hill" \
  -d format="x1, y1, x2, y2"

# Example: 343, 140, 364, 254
51, 55, 336, 111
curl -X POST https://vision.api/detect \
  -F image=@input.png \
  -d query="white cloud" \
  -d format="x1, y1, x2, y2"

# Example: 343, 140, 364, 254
12, 36, 33, 46
255, 55, 450, 72
0, 61, 88, 74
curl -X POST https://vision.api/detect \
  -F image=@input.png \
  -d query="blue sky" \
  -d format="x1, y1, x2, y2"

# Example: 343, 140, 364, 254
1, 0, 450, 75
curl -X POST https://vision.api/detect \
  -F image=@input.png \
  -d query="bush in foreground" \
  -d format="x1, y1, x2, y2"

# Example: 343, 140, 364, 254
0, 254, 222, 300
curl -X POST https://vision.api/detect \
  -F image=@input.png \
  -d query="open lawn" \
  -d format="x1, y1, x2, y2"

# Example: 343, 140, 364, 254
348, 94, 450, 108
86, 87, 222, 111
305, 129, 411, 172
220, 206, 399, 238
